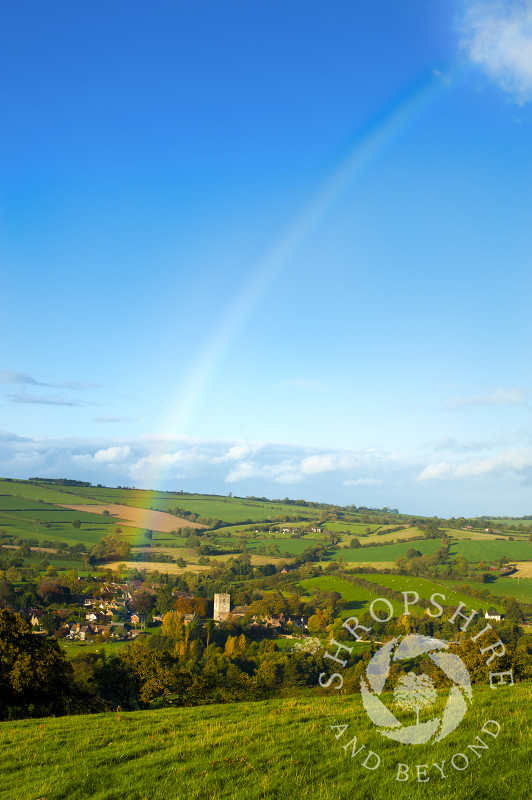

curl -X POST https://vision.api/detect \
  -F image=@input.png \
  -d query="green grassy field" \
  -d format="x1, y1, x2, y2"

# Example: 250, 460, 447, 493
0, 479, 95, 504
298, 575, 412, 617
244, 537, 324, 556
0, 685, 529, 800
450, 540, 532, 562
51, 487, 318, 522
355, 574, 506, 614
331, 538, 442, 563
437, 577, 532, 606
60, 640, 131, 658
324, 522, 385, 535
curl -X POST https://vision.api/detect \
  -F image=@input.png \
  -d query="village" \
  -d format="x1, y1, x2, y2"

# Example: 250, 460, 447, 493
26, 579, 310, 647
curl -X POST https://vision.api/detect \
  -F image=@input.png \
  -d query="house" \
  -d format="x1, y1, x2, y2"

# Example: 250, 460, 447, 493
229, 605, 249, 619
30, 610, 44, 627
78, 625, 95, 640
485, 610, 505, 622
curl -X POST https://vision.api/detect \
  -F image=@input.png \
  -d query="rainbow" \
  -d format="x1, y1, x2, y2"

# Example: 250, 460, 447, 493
145, 70, 449, 492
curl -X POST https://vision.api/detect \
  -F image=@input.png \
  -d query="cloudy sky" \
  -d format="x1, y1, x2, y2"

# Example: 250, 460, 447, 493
1, 1, 532, 516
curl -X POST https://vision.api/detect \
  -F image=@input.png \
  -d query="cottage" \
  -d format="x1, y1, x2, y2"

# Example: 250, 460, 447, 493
485, 610, 505, 622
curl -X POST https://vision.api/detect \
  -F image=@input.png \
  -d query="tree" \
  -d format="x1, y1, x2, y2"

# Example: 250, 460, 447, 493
393, 673, 437, 726
0, 578, 16, 608
71, 518, 82, 529
130, 590, 156, 616
0, 610, 75, 719
90, 534, 131, 562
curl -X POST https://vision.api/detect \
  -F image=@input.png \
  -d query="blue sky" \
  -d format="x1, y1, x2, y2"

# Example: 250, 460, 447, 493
1, 1, 532, 516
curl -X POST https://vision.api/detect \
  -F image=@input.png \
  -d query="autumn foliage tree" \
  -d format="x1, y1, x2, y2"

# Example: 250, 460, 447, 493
173, 597, 208, 616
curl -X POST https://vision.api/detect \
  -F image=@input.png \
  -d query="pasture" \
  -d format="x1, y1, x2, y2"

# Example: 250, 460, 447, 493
298, 574, 414, 618
57, 503, 203, 533
0, 685, 529, 800
356, 574, 506, 614
50, 487, 318, 523
330, 538, 442, 563
437, 577, 532, 607
450, 539, 532, 562
240, 537, 324, 556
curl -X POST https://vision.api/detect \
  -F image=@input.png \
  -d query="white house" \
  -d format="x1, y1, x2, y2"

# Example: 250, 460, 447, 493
485, 610, 504, 621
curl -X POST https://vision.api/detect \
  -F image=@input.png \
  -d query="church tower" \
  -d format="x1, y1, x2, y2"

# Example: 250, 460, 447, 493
213, 593, 230, 621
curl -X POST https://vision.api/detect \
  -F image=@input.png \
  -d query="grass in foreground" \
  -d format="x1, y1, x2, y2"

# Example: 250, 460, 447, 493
1, 684, 530, 800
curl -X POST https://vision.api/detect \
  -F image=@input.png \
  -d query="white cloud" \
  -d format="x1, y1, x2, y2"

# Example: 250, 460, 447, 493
0, 370, 99, 390
1, 429, 531, 515
416, 462, 454, 481
212, 443, 258, 463
446, 387, 526, 409
460, 1, 532, 104
300, 454, 359, 475
93, 445, 131, 463
7, 394, 85, 407
300, 455, 337, 474
416, 448, 532, 482
225, 462, 263, 482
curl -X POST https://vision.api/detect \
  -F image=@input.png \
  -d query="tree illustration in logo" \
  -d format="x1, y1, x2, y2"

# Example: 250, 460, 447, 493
393, 673, 437, 727
360, 634, 473, 744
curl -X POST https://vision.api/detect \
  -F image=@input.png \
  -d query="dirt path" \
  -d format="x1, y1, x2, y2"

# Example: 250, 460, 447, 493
56, 503, 206, 533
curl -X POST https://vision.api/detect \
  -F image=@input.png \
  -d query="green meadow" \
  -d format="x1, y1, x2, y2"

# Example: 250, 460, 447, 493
438, 577, 532, 607
298, 574, 412, 617
244, 537, 324, 556
332, 538, 442, 563
449, 539, 532, 562
356, 574, 506, 614
54, 487, 317, 522
0, 686, 529, 800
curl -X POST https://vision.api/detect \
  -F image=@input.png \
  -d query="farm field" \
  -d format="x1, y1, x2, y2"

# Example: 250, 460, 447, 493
61, 640, 131, 658
355, 527, 426, 545
0, 479, 95, 505
355, 574, 506, 614
240, 537, 323, 556
324, 522, 387, 535
0, 494, 118, 526
330, 538, 442, 563
508, 562, 532, 579
0, 685, 529, 800
298, 575, 417, 618
444, 527, 513, 541
53, 487, 318, 523
106, 551, 281, 574
57, 503, 203, 533
449, 539, 532, 562
437, 577, 532, 607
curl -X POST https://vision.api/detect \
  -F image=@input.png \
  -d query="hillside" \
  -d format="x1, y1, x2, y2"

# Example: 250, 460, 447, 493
0, 686, 529, 800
